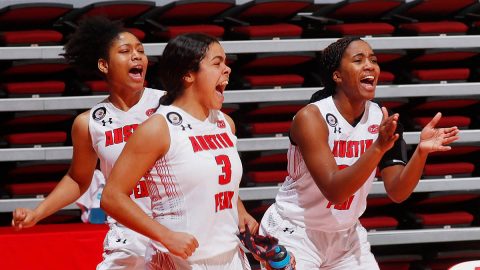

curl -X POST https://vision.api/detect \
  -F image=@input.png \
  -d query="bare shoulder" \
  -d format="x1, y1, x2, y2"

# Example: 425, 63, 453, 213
294, 103, 323, 124
222, 112, 236, 134
71, 110, 91, 134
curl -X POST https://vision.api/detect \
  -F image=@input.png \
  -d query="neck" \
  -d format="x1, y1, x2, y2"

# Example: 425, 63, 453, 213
108, 85, 145, 111
172, 88, 209, 121
332, 92, 366, 125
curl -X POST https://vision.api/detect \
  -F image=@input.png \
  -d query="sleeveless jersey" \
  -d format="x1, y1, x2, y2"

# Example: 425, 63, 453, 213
276, 96, 383, 232
146, 105, 242, 262
88, 87, 165, 222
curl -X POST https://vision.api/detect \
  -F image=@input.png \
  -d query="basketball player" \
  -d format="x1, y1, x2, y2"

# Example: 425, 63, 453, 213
11, 17, 165, 269
101, 33, 257, 269
259, 37, 460, 269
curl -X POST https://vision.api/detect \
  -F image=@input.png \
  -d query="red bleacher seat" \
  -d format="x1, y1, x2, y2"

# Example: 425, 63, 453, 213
303, 0, 402, 37
392, 0, 476, 35
0, 3, 73, 45
62, 1, 155, 41
143, 0, 235, 40
225, 0, 312, 39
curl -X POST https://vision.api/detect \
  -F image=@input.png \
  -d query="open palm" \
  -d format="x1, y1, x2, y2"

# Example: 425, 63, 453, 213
418, 112, 460, 153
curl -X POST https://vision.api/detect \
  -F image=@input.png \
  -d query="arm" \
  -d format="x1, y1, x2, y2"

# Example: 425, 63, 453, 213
224, 113, 259, 233
12, 111, 98, 229
101, 115, 198, 259
382, 112, 459, 202
292, 105, 399, 204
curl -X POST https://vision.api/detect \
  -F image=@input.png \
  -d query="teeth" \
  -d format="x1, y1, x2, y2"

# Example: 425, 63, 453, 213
362, 75, 374, 80
221, 81, 228, 86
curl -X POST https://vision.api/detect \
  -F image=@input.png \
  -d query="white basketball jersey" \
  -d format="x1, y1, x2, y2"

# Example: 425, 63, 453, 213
89, 88, 165, 221
147, 105, 242, 262
276, 96, 383, 232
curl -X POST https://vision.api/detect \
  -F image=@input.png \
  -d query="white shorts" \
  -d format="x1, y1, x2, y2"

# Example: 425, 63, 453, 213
145, 244, 251, 270
259, 205, 379, 270
97, 223, 149, 270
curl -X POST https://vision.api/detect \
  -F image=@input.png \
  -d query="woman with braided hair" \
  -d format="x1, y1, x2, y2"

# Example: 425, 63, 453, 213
259, 37, 460, 269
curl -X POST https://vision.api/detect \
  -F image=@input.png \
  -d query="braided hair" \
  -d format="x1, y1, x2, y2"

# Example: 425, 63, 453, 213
159, 33, 219, 105
62, 16, 125, 74
310, 36, 361, 103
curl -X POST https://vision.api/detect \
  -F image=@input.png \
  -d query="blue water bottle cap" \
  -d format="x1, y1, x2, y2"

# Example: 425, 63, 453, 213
268, 245, 291, 269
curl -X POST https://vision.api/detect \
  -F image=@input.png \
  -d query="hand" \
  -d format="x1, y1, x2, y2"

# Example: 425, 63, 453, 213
12, 208, 39, 231
238, 210, 259, 235
374, 107, 400, 153
162, 231, 199, 260
418, 112, 459, 154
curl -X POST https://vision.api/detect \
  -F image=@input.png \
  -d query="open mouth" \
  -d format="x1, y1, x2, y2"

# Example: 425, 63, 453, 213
360, 75, 375, 89
129, 65, 143, 81
215, 80, 228, 96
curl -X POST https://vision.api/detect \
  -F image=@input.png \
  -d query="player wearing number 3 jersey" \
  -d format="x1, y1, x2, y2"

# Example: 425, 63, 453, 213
102, 33, 256, 269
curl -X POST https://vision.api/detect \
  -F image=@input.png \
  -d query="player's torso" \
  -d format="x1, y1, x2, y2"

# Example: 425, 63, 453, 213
88, 88, 163, 215
148, 106, 242, 260
278, 97, 382, 231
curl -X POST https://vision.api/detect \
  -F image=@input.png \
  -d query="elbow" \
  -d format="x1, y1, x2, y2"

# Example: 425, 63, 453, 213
322, 189, 351, 205
100, 187, 116, 214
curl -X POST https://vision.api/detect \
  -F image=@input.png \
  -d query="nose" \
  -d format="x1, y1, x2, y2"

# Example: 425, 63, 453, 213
224, 64, 231, 75
132, 50, 142, 61
364, 59, 375, 70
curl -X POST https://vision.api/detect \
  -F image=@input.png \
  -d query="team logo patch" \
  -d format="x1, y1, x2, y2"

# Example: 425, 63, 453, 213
92, 107, 107, 121
217, 120, 226, 129
325, 113, 338, 127
368, 124, 379, 134
166, 112, 182, 126
146, 108, 156, 117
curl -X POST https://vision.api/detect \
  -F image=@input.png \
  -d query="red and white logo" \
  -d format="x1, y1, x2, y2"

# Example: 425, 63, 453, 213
368, 124, 379, 134
217, 120, 226, 129
146, 108, 156, 116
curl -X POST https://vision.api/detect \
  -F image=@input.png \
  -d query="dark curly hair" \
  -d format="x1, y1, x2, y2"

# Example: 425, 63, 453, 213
159, 33, 219, 105
62, 16, 126, 73
310, 36, 362, 103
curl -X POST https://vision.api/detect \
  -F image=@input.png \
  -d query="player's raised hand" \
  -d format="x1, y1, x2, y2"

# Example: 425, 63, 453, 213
163, 231, 199, 259
418, 112, 459, 154
375, 107, 400, 152
12, 208, 38, 231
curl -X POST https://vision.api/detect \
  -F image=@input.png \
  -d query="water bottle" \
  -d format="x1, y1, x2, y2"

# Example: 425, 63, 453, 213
267, 245, 295, 270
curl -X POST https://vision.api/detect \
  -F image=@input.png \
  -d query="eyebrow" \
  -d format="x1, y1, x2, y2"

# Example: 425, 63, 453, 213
352, 52, 376, 57
210, 55, 225, 61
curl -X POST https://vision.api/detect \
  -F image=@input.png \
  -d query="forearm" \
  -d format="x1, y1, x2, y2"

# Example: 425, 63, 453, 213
386, 147, 428, 202
34, 175, 85, 221
101, 190, 170, 244
324, 144, 385, 203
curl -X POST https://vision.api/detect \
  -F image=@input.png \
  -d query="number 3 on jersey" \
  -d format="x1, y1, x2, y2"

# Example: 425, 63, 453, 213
215, 155, 231, 185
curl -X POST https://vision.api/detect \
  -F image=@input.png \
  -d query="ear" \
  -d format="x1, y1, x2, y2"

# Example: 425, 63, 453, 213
98, 59, 108, 74
183, 71, 194, 83
332, 71, 341, 83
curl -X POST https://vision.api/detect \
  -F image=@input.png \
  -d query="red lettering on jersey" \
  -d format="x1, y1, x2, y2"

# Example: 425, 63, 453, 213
113, 128, 123, 144
220, 133, 234, 147
105, 124, 141, 147
209, 135, 223, 149
195, 136, 210, 151
123, 124, 138, 142
105, 130, 113, 146
189, 136, 203, 152
214, 190, 234, 212
204, 135, 218, 150
131, 179, 149, 199
333, 139, 374, 158
326, 195, 355, 210
188, 133, 234, 153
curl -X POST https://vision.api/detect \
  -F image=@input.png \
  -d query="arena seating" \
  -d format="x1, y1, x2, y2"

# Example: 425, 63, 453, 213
0, 0, 479, 269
